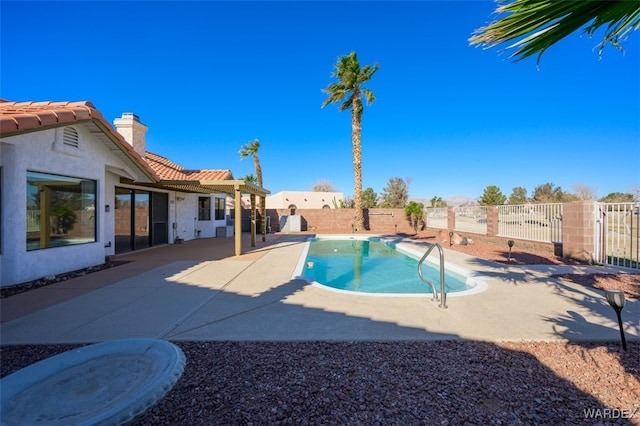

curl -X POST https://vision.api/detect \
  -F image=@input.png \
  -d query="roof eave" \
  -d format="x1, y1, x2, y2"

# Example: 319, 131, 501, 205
159, 179, 270, 197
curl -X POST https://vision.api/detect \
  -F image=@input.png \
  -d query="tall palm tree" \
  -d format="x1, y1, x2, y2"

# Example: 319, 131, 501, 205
470, 0, 640, 64
239, 139, 266, 241
322, 51, 379, 231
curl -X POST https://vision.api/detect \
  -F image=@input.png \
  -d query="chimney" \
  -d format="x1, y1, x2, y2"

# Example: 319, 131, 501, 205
114, 112, 148, 157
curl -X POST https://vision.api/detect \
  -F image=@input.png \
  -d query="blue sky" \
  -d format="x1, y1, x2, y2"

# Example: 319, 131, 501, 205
2, 1, 639, 202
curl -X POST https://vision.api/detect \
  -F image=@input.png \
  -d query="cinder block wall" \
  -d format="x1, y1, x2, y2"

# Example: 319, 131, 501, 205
253, 203, 599, 260
561, 202, 595, 262
268, 208, 416, 234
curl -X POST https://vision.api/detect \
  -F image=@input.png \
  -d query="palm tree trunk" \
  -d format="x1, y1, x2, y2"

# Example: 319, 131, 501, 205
352, 100, 365, 231
255, 157, 266, 241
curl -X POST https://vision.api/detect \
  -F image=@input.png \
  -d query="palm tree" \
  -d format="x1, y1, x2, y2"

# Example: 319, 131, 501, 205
240, 173, 257, 184
322, 51, 379, 231
239, 139, 266, 241
470, 0, 640, 64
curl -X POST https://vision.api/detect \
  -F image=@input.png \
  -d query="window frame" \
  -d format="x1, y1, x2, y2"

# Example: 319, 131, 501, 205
198, 196, 211, 221
214, 197, 225, 220
26, 170, 97, 251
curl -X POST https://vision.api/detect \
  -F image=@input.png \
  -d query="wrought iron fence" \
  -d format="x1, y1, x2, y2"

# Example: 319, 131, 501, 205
497, 203, 563, 243
594, 202, 639, 269
454, 206, 487, 234
425, 207, 447, 229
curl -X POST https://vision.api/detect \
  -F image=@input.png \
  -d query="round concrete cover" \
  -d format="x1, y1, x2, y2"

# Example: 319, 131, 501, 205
0, 338, 186, 425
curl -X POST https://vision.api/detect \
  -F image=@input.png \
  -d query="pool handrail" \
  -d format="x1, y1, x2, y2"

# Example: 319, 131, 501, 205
417, 243, 448, 309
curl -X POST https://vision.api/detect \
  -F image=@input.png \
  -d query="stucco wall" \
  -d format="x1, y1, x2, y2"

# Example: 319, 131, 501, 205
0, 122, 236, 287
265, 191, 344, 210
172, 194, 231, 242
0, 126, 114, 286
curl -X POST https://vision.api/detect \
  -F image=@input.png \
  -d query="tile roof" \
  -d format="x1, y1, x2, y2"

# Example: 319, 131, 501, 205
0, 99, 159, 182
0, 100, 101, 134
0, 99, 267, 196
144, 152, 234, 181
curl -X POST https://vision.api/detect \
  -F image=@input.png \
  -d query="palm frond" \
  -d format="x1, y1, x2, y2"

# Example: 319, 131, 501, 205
239, 139, 260, 159
339, 95, 354, 112
362, 89, 376, 106
321, 51, 378, 112
470, 0, 640, 63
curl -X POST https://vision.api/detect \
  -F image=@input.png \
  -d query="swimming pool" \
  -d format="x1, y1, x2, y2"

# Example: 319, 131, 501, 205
293, 236, 487, 297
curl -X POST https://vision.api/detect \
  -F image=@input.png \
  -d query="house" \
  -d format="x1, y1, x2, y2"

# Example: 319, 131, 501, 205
266, 191, 344, 212
241, 191, 344, 211
0, 100, 268, 287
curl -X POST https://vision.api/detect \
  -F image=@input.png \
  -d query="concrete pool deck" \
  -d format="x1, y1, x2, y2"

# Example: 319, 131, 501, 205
1, 233, 638, 345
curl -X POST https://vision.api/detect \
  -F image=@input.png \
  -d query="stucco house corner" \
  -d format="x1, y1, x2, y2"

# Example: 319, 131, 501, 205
0, 100, 268, 288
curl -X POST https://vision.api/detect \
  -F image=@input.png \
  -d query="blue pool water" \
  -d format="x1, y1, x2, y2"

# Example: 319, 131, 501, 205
301, 237, 470, 295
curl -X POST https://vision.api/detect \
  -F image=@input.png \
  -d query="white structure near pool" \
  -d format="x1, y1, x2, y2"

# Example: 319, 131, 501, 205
0, 100, 268, 287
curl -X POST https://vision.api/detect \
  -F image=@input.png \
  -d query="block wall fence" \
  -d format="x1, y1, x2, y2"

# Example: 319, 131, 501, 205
258, 202, 598, 262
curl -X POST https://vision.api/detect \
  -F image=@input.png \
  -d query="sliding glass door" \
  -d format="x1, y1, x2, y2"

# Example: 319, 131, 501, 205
115, 187, 133, 253
115, 187, 167, 253
134, 191, 150, 250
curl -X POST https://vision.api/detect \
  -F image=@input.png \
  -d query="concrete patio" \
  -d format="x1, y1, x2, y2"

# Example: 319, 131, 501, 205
1, 233, 638, 345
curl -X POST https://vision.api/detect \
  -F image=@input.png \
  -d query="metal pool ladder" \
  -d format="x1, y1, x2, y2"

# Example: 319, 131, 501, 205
418, 243, 447, 309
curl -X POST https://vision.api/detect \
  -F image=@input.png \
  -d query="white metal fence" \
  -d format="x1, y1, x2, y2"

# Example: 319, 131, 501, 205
497, 203, 563, 243
454, 206, 487, 234
425, 207, 448, 229
594, 202, 639, 269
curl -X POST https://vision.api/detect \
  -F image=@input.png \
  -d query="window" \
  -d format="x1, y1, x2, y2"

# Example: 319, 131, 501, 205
214, 197, 225, 220
198, 197, 211, 220
26, 171, 96, 251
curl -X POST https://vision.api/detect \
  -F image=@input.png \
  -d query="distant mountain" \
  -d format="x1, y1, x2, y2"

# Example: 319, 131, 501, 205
445, 195, 477, 206
409, 195, 478, 207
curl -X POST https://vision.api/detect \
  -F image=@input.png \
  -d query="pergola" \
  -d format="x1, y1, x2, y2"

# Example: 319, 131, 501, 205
142, 178, 270, 256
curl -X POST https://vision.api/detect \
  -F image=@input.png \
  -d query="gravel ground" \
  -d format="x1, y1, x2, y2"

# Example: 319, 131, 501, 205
1, 240, 639, 425
1, 341, 638, 425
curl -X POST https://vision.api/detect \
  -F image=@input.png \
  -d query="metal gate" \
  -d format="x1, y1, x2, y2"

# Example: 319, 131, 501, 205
594, 202, 640, 269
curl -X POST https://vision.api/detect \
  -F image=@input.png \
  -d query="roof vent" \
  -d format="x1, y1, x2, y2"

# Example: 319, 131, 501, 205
62, 127, 79, 148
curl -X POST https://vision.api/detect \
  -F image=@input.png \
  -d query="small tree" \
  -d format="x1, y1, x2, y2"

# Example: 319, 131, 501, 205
600, 192, 634, 203
379, 177, 409, 208
479, 185, 507, 206
405, 201, 425, 233
572, 183, 597, 201
340, 196, 355, 208
362, 187, 378, 209
312, 180, 336, 192
532, 183, 564, 203
430, 196, 447, 208
508, 187, 528, 204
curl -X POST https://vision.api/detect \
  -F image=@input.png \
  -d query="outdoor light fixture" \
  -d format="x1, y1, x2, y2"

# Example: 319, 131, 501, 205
449, 231, 453, 247
105, 205, 110, 212
507, 240, 514, 262
605, 289, 627, 351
